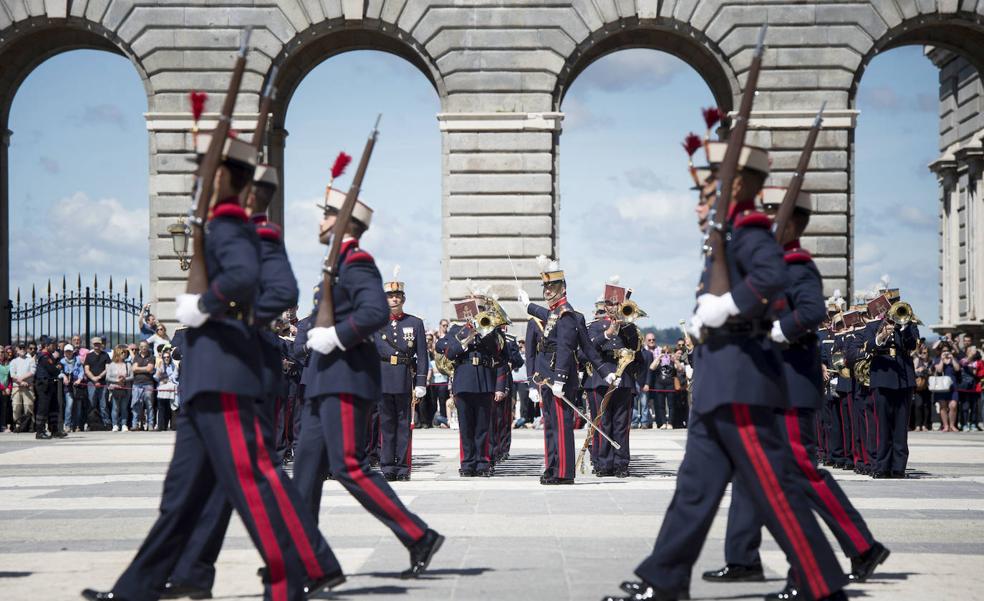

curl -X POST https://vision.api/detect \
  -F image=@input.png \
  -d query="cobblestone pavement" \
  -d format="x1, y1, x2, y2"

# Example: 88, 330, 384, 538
1, 428, 982, 600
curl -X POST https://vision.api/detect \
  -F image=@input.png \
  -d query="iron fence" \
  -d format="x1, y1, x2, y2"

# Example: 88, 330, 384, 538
4, 275, 144, 348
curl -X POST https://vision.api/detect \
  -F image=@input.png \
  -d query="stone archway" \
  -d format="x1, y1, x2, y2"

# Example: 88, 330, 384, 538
848, 16, 984, 334
0, 18, 152, 343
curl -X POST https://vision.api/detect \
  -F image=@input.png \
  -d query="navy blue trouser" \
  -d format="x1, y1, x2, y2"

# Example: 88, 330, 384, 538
874, 387, 911, 475
379, 392, 413, 478
827, 393, 846, 465
635, 404, 847, 601
590, 387, 632, 473
113, 393, 338, 601
167, 397, 338, 592
295, 393, 428, 548
725, 408, 875, 570
540, 386, 575, 480
455, 392, 493, 473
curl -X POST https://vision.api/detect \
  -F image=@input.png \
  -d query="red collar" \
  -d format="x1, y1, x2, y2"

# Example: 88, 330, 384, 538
340, 238, 359, 255
549, 296, 568, 311
783, 239, 801, 252
727, 200, 756, 221
209, 198, 248, 222
390, 312, 405, 322
250, 212, 268, 225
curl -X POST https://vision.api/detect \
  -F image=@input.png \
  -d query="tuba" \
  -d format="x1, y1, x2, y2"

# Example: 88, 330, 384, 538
618, 299, 648, 324
435, 353, 455, 378
475, 297, 512, 338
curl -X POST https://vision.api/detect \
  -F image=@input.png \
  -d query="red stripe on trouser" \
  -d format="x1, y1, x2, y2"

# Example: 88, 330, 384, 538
339, 394, 425, 541
555, 396, 566, 476
732, 404, 829, 599
220, 394, 287, 601
785, 410, 871, 555
253, 417, 325, 580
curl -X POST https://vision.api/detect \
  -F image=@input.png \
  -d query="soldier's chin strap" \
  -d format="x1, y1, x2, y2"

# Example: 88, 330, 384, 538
531, 375, 621, 451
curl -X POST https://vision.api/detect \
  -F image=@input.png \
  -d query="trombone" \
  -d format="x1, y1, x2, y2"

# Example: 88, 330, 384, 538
617, 299, 648, 324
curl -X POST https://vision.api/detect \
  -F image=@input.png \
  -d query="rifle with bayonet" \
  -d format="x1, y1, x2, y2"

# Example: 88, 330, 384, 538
772, 103, 825, 245
186, 28, 252, 294
315, 116, 382, 328
244, 65, 279, 213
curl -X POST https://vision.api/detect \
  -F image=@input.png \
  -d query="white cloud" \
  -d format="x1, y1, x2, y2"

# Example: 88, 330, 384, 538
615, 190, 694, 223
854, 241, 884, 266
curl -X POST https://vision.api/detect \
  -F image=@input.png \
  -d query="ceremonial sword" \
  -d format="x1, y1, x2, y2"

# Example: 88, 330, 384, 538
532, 376, 621, 450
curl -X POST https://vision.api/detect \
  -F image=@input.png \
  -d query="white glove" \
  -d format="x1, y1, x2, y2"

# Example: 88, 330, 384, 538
695, 292, 740, 328
176, 294, 208, 328
550, 380, 565, 397
517, 287, 531, 308
770, 320, 788, 344
306, 326, 344, 355
605, 372, 621, 386
685, 315, 704, 340
413, 386, 427, 399
529, 388, 541, 404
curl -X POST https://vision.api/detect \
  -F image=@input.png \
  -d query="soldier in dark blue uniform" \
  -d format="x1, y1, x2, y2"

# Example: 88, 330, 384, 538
843, 310, 874, 475
703, 188, 888, 599
158, 165, 344, 600
605, 143, 848, 601
862, 291, 918, 478
84, 137, 340, 601
828, 311, 857, 470
374, 267, 428, 481
298, 189, 443, 579
517, 259, 615, 485
585, 281, 642, 478
435, 296, 508, 477
524, 317, 545, 424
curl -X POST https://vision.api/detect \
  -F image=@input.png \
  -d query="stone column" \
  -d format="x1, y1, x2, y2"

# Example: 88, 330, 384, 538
143, 111, 259, 326
930, 156, 958, 329
0, 128, 10, 344
438, 112, 562, 327
744, 109, 858, 297
956, 147, 983, 323
267, 127, 288, 226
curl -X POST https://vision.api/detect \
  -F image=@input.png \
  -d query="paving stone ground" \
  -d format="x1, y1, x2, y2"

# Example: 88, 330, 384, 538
1, 428, 982, 600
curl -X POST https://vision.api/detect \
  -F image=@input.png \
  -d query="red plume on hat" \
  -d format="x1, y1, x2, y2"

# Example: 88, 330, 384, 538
700, 106, 723, 163
188, 91, 207, 144
329, 152, 352, 185
683, 132, 702, 187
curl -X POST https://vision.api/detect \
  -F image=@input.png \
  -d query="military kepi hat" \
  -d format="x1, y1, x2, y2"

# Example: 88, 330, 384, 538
704, 141, 770, 176
536, 255, 564, 284
320, 186, 373, 228
193, 132, 257, 170
760, 187, 813, 213
253, 164, 279, 190
384, 265, 405, 294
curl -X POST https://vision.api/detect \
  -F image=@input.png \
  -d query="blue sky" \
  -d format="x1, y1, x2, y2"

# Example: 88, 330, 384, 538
7, 45, 939, 328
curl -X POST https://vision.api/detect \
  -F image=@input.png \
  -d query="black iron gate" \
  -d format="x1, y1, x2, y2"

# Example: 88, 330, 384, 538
4, 275, 144, 347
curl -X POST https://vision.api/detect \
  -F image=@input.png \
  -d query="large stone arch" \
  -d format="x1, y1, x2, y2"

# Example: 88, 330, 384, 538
0, 10, 154, 343
847, 12, 984, 334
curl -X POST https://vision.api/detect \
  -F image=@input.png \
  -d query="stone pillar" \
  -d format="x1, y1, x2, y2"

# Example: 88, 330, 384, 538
956, 147, 984, 323
930, 156, 958, 329
744, 109, 858, 297
438, 112, 562, 327
0, 128, 10, 344
143, 111, 259, 326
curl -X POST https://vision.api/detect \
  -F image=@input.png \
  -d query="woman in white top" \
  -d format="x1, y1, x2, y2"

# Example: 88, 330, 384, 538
106, 345, 131, 432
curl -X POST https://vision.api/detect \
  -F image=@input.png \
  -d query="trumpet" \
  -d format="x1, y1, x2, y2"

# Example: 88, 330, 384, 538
617, 299, 648, 324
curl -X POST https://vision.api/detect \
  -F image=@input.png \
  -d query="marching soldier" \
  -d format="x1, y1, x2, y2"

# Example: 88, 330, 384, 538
517, 258, 615, 485
863, 290, 919, 478
606, 139, 848, 601
435, 295, 508, 477
160, 164, 343, 599
298, 188, 444, 578
585, 280, 642, 477
703, 188, 889, 599
84, 136, 341, 601
374, 267, 428, 481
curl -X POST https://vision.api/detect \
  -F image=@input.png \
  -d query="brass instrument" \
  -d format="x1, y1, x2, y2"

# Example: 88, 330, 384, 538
886, 301, 920, 326
618, 299, 648, 324
854, 342, 872, 387
435, 354, 455, 378
475, 297, 512, 338
576, 348, 637, 474
832, 351, 850, 378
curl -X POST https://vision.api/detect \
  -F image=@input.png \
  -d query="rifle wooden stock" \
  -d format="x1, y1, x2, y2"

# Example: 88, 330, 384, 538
773, 103, 825, 245
186, 29, 251, 294
705, 24, 767, 296
315, 117, 381, 328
